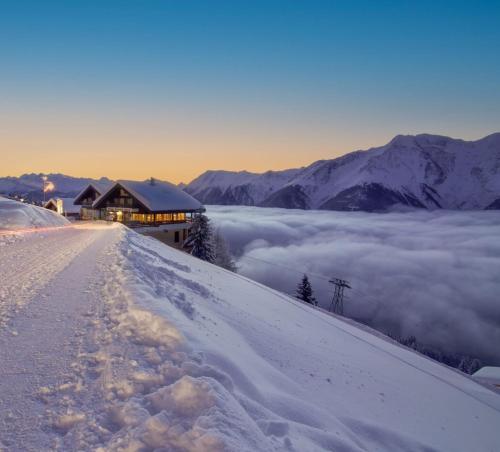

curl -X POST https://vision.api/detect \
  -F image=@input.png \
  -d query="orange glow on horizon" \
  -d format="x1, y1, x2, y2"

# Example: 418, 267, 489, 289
0, 108, 382, 184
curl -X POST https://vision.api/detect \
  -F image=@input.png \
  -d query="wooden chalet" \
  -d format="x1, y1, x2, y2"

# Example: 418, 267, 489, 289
74, 178, 204, 248
91, 178, 204, 223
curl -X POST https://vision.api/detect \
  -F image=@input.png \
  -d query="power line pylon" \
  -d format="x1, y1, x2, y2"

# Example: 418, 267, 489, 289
329, 278, 351, 315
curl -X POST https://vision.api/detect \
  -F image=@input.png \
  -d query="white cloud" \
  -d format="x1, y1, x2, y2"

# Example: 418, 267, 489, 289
208, 206, 500, 364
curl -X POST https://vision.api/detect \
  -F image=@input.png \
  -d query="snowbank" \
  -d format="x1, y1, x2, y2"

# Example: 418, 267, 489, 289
61, 226, 500, 452
0, 196, 70, 230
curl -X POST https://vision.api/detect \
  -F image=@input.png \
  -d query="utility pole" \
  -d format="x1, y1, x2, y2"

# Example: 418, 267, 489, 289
328, 278, 351, 315
42, 175, 47, 204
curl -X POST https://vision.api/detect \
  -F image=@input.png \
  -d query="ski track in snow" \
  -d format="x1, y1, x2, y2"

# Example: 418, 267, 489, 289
0, 224, 120, 450
0, 223, 499, 451
0, 228, 97, 328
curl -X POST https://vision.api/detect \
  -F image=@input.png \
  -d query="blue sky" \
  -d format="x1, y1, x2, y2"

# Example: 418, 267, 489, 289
1, 1, 499, 181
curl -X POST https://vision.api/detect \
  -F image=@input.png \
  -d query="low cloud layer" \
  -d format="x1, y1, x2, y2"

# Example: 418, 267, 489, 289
208, 206, 500, 364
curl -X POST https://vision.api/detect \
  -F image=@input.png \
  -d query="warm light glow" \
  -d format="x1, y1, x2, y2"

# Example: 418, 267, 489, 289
0, 221, 120, 237
0, 224, 74, 236
44, 181, 55, 192
0, 108, 382, 184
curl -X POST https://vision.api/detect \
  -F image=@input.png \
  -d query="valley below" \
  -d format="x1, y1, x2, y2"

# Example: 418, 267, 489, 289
208, 205, 500, 367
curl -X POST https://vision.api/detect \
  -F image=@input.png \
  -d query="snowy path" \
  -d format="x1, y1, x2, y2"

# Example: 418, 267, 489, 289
0, 224, 119, 451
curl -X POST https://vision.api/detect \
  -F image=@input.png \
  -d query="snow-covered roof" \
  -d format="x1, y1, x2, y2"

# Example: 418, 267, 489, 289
473, 367, 500, 380
73, 181, 113, 205
93, 179, 204, 213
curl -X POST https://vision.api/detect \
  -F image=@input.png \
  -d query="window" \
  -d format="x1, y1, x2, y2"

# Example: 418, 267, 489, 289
174, 231, 180, 243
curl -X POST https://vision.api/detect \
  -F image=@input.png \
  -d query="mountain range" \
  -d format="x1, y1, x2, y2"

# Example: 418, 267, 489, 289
185, 133, 500, 211
0, 174, 113, 202
2, 133, 499, 211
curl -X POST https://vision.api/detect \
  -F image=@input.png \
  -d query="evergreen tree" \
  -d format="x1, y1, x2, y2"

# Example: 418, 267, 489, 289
214, 229, 237, 272
186, 213, 215, 263
296, 274, 316, 305
458, 356, 482, 375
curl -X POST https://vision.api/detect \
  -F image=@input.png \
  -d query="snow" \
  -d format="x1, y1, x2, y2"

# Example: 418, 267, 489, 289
0, 223, 499, 451
0, 196, 70, 230
472, 368, 500, 393
474, 367, 500, 379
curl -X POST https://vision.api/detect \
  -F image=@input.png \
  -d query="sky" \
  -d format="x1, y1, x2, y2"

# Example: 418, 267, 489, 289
1, 1, 499, 183
208, 206, 500, 365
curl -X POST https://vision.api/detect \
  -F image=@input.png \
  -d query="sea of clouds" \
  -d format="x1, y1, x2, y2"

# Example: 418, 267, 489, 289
207, 206, 500, 365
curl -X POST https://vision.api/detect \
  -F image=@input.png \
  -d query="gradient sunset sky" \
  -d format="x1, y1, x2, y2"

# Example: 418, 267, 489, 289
1, 1, 499, 183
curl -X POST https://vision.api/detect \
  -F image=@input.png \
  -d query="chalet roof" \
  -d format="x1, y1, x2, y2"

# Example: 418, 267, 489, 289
73, 181, 114, 205
43, 199, 58, 211
93, 179, 204, 212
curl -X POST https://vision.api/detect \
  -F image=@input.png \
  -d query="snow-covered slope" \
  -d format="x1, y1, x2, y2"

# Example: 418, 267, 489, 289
1, 224, 499, 451
185, 133, 500, 211
0, 196, 69, 230
88, 229, 500, 451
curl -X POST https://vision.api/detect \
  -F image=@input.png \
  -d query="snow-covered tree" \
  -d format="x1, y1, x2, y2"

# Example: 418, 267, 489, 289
296, 274, 316, 305
214, 229, 237, 272
186, 213, 215, 263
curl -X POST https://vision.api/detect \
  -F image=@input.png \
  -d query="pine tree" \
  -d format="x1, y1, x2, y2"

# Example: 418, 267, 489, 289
296, 274, 316, 305
214, 229, 237, 272
186, 213, 215, 263
458, 356, 482, 375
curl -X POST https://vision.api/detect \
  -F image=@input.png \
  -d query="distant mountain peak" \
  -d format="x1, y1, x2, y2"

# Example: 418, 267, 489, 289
185, 132, 500, 212
387, 133, 458, 149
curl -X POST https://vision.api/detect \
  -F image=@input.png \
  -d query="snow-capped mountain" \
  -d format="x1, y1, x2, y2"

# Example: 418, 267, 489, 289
0, 174, 112, 201
185, 133, 500, 211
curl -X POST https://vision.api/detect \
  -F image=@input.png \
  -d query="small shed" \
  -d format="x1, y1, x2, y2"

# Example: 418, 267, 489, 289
44, 197, 80, 218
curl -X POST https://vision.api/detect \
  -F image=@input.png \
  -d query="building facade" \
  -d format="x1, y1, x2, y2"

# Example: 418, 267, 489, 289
73, 178, 204, 248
